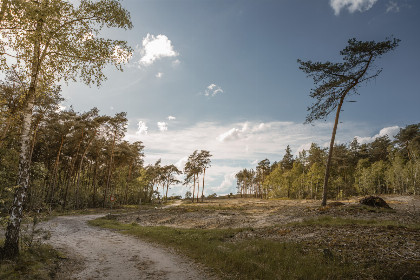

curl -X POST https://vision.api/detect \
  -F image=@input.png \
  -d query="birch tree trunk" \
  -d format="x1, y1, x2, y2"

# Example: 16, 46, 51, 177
1, 16, 42, 258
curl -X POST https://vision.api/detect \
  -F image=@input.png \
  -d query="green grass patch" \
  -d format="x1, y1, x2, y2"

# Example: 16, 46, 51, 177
0, 240, 63, 280
89, 217, 358, 279
293, 215, 420, 229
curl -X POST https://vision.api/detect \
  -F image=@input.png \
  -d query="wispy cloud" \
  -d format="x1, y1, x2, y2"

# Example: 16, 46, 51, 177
168, 116, 176, 121
330, 0, 378, 15
203, 83, 224, 97
138, 33, 179, 67
172, 59, 181, 67
157, 121, 168, 132
217, 122, 271, 142
386, 1, 400, 13
155, 72, 163, 78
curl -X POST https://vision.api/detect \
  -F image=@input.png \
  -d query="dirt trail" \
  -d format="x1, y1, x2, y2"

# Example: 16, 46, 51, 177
42, 214, 212, 280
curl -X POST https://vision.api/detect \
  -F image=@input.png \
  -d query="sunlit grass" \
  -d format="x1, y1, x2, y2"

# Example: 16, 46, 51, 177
89, 217, 359, 279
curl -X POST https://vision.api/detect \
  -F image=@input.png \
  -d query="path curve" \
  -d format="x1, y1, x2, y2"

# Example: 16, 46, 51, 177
42, 214, 212, 280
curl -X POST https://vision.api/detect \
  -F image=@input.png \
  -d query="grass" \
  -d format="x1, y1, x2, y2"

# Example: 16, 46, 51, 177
293, 215, 420, 229
0, 240, 63, 280
89, 216, 359, 280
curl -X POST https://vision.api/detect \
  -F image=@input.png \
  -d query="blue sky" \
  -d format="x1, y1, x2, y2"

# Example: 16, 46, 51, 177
62, 0, 420, 196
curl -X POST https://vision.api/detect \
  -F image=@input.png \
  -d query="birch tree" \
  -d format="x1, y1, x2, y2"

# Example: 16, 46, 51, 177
0, 0, 132, 258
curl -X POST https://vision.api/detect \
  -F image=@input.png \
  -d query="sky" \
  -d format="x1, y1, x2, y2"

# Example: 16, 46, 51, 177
61, 0, 420, 197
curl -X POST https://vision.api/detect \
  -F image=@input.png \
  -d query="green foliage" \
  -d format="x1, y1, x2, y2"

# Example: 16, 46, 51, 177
298, 37, 400, 123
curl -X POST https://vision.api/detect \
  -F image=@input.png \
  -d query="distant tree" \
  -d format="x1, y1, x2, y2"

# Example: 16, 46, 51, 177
197, 150, 212, 202
184, 151, 200, 203
394, 123, 420, 161
281, 146, 294, 170
256, 159, 270, 198
298, 37, 399, 206
162, 165, 182, 201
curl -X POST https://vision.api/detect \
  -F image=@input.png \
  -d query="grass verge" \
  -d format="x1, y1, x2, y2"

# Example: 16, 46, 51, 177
0, 240, 63, 280
89, 216, 359, 280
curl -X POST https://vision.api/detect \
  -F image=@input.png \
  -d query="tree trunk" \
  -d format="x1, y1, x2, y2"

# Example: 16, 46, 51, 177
2, 90, 36, 258
196, 177, 200, 203
75, 132, 94, 208
49, 135, 64, 205
2, 15, 43, 258
201, 168, 205, 202
104, 130, 117, 207
192, 174, 196, 203
321, 96, 345, 206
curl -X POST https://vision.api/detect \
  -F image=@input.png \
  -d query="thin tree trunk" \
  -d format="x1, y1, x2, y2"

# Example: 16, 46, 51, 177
201, 168, 205, 202
75, 132, 95, 208
49, 135, 64, 205
192, 174, 196, 203
104, 130, 117, 207
321, 96, 345, 206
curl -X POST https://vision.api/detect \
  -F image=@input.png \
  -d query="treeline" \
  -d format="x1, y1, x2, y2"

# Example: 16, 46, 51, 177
0, 81, 213, 213
0, 81, 146, 211
236, 124, 420, 200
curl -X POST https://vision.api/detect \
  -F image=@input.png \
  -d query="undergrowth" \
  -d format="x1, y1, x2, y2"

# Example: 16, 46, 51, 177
0, 240, 63, 280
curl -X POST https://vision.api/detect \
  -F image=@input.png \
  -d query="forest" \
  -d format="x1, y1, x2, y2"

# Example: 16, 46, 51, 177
236, 125, 420, 200
0, 80, 216, 212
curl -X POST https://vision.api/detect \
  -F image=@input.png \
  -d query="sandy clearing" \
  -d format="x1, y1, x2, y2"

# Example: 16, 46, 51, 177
42, 214, 213, 280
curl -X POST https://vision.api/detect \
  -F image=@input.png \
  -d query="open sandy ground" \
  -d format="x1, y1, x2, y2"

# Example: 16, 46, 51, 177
34, 195, 419, 279
41, 214, 214, 280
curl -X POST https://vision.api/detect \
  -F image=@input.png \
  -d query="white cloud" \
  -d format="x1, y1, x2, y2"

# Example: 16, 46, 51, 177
204, 83, 224, 97
155, 72, 163, 78
138, 33, 178, 67
330, 0, 378, 15
217, 122, 271, 142
297, 142, 313, 154
212, 172, 238, 194
355, 125, 400, 144
386, 1, 400, 13
172, 59, 181, 67
125, 120, 396, 196
168, 116, 176, 121
157, 122, 168, 132
136, 121, 148, 135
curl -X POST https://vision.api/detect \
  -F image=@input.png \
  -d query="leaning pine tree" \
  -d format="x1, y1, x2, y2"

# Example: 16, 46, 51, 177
298, 37, 399, 206
0, 0, 133, 258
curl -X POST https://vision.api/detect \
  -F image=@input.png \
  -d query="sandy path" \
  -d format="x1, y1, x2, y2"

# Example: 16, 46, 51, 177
42, 214, 212, 280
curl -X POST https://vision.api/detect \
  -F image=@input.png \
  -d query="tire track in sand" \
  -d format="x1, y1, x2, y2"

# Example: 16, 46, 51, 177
42, 214, 213, 280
